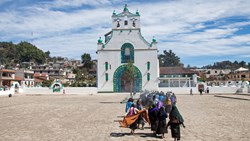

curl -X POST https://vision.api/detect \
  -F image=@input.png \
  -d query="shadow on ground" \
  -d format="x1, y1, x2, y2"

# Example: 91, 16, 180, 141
110, 132, 156, 138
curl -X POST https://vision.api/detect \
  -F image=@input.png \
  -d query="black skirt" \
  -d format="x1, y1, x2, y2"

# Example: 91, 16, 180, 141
170, 123, 180, 139
156, 119, 167, 134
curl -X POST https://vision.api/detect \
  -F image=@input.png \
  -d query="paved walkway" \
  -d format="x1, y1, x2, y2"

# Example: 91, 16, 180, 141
0, 94, 249, 141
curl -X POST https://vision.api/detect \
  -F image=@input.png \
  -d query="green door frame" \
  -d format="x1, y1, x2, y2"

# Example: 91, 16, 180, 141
113, 65, 142, 92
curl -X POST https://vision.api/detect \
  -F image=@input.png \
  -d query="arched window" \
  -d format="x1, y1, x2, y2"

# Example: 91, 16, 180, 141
121, 43, 134, 63
117, 22, 120, 28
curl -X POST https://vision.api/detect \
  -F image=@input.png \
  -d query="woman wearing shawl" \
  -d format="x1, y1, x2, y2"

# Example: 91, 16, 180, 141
167, 105, 185, 141
165, 95, 172, 114
125, 98, 134, 113
148, 104, 159, 136
136, 99, 145, 130
126, 103, 139, 134
156, 106, 168, 138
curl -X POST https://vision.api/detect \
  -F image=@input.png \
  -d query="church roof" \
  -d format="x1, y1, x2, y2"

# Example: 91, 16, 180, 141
112, 4, 139, 17
160, 67, 197, 75
235, 67, 249, 72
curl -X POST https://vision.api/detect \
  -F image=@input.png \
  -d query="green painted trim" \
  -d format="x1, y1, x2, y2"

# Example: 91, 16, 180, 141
147, 61, 150, 70
113, 64, 142, 92
98, 91, 114, 93
147, 73, 150, 81
121, 43, 134, 63
105, 73, 108, 81
98, 37, 102, 43
105, 62, 108, 71
97, 48, 157, 51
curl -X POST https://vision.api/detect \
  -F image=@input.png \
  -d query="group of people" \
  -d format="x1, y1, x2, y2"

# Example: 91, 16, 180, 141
123, 92, 185, 141
190, 87, 209, 95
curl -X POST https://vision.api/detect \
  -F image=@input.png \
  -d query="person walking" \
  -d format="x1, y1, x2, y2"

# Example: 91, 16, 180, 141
170, 93, 176, 106
167, 105, 185, 141
165, 95, 172, 115
148, 104, 159, 136
136, 99, 145, 130
125, 98, 134, 113
206, 87, 209, 94
199, 88, 203, 95
156, 106, 168, 138
126, 104, 139, 134
190, 88, 193, 95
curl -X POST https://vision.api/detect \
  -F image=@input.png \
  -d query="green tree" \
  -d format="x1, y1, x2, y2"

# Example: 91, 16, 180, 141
81, 53, 93, 69
124, 61, 136, 97
17, 41, 46, 64
158, 50, 181, 67
42, 80, 53, 87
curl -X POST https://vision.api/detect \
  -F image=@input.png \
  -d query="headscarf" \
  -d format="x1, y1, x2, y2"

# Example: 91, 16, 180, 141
157, 100, 164, 109
169, 105, 184, 123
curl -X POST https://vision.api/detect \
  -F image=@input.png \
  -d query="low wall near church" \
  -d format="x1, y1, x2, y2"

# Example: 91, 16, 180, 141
158, 86, 239, 94
20, 86, 241, 95
23, 87, 97, 95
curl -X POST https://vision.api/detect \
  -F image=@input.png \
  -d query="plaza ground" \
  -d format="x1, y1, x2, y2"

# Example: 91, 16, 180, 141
0, 94, 249, 141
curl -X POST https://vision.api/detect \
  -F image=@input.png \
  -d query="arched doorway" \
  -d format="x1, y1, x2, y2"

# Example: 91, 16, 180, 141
113, 65, 142, 92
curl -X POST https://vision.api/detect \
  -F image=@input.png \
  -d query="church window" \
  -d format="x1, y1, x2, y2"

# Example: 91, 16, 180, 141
124, 20, 128, 25
121, 43, 134, 63
125, 48, 130, 56
147, 73, 150, 81
132, 21, 135, 27
117, 22, 120, 27
105, 62, 108, 71
105, 73, 108, 81
147, 61, 150, 70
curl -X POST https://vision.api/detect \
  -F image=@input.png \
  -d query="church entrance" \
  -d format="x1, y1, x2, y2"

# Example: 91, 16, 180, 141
113, 65, 142, 92
121, 73, 131, 92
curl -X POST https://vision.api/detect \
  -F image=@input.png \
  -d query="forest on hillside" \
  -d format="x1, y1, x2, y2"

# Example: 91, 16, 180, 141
0, 41, 68, 68
201, 60, 250, 70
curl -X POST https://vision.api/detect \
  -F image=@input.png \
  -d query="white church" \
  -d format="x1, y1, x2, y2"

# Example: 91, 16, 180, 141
97, 4, 159, 93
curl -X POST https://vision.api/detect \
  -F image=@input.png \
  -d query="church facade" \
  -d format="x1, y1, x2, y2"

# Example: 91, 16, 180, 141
97, 5, 159, 93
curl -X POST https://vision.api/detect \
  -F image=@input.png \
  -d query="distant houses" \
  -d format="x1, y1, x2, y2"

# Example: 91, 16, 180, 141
228, 67, 250, 81
159, 67, 198, 87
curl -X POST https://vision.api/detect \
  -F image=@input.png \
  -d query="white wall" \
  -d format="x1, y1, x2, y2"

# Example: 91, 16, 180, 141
158, 86, 239, 94
97, 30, 158, 92
23, 87, 97, 95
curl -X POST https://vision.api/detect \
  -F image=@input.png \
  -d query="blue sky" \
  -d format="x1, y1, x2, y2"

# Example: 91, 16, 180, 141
0, 0, 250, 67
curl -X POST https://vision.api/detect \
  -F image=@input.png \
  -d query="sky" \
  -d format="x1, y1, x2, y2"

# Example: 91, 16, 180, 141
0, 0, 250, 67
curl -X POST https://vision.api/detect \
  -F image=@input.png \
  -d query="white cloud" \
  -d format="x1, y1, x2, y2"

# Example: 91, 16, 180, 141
0, 0, 250, 65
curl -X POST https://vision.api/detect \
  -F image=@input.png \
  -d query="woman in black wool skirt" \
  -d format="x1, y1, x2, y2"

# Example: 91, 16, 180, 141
156, 106, 168, 138
167, 105, 185, 141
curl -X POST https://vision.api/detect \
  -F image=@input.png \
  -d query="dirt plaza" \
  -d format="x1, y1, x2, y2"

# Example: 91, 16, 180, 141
0, 94, 249, 141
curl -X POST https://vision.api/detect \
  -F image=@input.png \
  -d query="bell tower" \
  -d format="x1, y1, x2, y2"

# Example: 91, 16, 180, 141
112, 4, 140, 30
